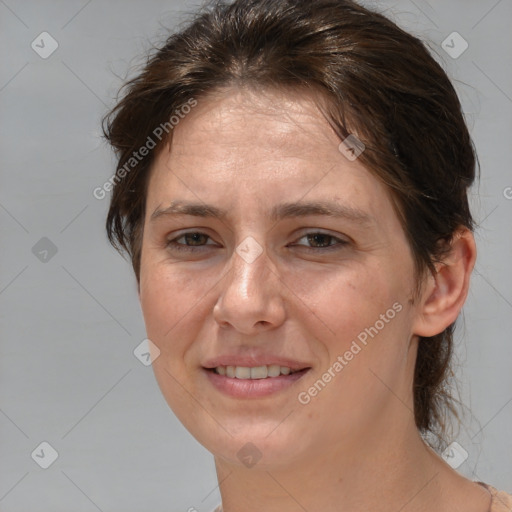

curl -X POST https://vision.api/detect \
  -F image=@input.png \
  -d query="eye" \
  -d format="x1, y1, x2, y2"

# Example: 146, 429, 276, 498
165, 230, 349, 253
166, 231, 218, 252
292, 231, 349, 251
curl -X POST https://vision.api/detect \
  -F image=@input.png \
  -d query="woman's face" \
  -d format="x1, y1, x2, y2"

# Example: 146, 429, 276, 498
139, 88, 423, 467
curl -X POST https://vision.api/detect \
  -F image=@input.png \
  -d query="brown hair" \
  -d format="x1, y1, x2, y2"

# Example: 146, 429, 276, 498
102, 0, 477, 447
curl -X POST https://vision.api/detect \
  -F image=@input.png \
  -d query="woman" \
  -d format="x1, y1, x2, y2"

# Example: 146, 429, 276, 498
102, 0, 511, 510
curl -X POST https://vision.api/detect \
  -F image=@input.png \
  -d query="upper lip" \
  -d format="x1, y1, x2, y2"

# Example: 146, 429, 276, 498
202, 355, 312, 371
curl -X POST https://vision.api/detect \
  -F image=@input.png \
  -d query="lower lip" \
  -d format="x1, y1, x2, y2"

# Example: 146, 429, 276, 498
203, 368, 310, 398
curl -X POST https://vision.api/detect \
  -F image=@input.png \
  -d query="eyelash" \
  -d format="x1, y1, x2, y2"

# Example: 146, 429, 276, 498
165, 231, 349, 253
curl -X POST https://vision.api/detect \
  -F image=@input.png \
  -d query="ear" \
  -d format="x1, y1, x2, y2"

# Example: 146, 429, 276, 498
412, 227, 477, 338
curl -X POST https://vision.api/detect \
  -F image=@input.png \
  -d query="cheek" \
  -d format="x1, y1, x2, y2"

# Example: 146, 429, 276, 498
139, 261, 205, 357
139, 262, 208, 425
319, 267, 413, 381
298, 272, 412, 433
306, 264, 403, 345
304, 260, 414, 404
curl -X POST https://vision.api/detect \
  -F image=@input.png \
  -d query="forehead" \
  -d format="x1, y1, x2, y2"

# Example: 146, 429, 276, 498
170, 88, 340, 163
146, 87, 395, 223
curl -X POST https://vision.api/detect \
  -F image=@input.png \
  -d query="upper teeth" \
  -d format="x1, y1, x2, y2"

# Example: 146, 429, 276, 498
215, 365, 295, 379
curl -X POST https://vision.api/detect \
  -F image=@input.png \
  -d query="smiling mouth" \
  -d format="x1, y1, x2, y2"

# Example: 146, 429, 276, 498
205, 365, 310, 379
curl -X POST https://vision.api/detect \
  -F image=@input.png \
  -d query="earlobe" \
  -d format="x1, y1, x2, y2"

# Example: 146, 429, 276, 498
412, 228, 477, 338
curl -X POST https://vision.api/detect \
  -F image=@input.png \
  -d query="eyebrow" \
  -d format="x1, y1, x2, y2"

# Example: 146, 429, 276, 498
150, 199, 374, 225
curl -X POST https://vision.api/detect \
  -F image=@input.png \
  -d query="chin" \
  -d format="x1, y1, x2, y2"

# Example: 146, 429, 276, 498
190, 421, 309, 469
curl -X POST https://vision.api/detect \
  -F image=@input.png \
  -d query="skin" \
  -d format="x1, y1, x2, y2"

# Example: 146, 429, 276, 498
138, 88, 486, 512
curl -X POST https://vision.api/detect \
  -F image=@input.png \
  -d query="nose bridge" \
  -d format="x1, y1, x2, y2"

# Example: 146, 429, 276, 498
229, 234, 272, 296
213, 234, 285, 331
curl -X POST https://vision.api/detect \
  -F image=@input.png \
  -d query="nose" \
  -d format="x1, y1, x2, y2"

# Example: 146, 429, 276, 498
212, 238, 286, 334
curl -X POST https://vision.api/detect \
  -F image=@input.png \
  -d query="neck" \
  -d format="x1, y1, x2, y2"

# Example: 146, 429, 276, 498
214, 423, 458, 512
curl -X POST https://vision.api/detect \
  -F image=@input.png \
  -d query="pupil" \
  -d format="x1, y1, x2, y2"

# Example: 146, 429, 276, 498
187, 233, 204, 245
309, 233, 329, 247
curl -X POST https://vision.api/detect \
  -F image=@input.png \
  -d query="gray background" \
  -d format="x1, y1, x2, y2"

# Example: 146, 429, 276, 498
0, 0, 511, 510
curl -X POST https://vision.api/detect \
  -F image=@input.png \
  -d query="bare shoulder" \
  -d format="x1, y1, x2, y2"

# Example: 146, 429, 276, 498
484, 484, 512, 512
